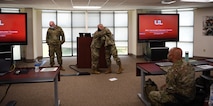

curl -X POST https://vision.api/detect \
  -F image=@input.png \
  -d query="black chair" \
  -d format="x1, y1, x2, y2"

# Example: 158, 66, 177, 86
165, 85, 206, 106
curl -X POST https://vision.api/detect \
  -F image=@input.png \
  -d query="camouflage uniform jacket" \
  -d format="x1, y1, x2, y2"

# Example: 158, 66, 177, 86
91, 27, 112, 48
165, 60, 196, 100
104, 29, 115, 47
46, 25, 65, 45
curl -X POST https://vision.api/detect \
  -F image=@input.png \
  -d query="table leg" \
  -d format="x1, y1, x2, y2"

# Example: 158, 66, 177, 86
138, 69, 151, 106
54, 76, 59, 106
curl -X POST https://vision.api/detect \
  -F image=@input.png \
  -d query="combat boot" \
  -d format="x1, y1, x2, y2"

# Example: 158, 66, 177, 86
60, 66, 65, 71
105, 67, 112, 74
91, 70, 100, 74
116, 64, 123, 74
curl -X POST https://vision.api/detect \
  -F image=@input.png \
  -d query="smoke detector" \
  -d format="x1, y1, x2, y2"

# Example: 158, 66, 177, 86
161, 0, 176, 4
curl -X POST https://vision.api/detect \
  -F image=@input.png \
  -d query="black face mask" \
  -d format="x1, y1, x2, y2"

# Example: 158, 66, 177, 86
98, 28, 101, 31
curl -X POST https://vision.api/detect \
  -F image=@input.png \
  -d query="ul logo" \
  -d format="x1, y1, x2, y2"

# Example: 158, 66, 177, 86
0, 20, 4, 26
154, 20, 163, 25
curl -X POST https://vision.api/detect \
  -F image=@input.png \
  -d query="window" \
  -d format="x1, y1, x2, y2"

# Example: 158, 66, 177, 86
114, 11, 128, 55
42, 10, 128, 57
162, 9, 194, 57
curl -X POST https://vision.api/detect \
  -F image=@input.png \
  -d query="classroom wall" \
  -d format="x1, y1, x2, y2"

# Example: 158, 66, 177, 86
130, 7, 213, 57
22, 9, 141, 60
194, 7, 213, 58
128, 9, 161, 57
20, 8, 43, 61
21, 7, 213, 60
128, 10, 139, 56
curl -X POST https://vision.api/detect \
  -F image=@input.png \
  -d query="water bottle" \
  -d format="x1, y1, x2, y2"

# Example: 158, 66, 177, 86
34, 59, 40, 72
209, 84, 213, 106
185, 51, 189, 62
34, 63, 39, 72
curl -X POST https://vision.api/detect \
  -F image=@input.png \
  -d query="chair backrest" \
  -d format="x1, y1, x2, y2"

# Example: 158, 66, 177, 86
0, 59, 11, 73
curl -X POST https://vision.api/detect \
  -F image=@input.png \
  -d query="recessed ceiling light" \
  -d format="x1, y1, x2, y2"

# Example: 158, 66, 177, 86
4, 0, 14, 1
73, 6, 101, 9
161, 0, 176, 4
181, 0, 213, 2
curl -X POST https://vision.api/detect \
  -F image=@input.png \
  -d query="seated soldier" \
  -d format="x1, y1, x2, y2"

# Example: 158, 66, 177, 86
148, 47, 196, 106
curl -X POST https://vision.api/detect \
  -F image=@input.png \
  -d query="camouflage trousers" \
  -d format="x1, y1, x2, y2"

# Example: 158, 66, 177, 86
149, 91, 176, 106
48, 44, 63, 66
105, 44, 121, 67
145, 79, 176, 106
91, 47, 100, 70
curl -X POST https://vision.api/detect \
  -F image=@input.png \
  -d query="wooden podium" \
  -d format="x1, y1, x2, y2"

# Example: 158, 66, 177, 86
76, 37, 107, 68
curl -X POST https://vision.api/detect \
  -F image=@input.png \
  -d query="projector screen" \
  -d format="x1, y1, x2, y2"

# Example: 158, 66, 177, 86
0, 13, 27, 45
137, 14, 179, 43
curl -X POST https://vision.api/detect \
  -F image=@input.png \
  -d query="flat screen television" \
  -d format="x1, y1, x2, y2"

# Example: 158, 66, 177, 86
137, 13, 179, 43
0, 13, 27, 45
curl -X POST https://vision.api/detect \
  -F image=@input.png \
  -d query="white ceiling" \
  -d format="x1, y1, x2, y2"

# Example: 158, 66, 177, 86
0, 0, 212, 10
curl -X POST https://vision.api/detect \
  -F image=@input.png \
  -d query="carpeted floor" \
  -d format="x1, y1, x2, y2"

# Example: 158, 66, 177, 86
0, 56, 203, 106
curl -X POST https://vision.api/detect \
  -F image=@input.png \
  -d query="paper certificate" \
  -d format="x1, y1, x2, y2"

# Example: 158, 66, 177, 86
196, 65, 213, 69
40, 67, 58, 72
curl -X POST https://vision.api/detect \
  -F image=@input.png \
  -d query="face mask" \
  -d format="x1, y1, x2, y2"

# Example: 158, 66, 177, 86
50, 27, 55, 29
98, 28, 101, 31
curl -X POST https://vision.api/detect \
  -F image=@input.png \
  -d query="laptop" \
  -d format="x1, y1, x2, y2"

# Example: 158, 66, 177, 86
0, 59, 12, 76
190, 60, 209, 66
206, 59, 213, 63
79, 33, 91, 37
155, 62, 173, 67
196, 64, 213, 70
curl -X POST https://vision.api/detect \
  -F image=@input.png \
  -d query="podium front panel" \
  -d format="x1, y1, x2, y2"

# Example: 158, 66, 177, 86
77, 37, 107, 68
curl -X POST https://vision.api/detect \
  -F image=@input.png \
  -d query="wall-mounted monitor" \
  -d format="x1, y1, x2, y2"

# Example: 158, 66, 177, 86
0, 13, 27, 45
137, 13, 179, 43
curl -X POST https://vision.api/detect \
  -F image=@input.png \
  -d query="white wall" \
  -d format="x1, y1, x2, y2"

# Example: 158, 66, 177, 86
128, 9, 161, 57
129, 8, 213, 57
21, 7, 213, 60
20, 8, 43, 61
128, 10, 140, 56
33, 10, 43, 58
194, 7, 213, 58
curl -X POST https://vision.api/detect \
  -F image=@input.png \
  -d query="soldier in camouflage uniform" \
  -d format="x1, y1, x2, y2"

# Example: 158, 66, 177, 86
90, 24, 123, 74
46, 21, 65, 71
100, 25, 124, 74
148, 47, 196, 106
90, 24, 105, 74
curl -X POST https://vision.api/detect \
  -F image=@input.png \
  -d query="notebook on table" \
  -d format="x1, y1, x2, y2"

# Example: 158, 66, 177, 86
137, 63, 167, 75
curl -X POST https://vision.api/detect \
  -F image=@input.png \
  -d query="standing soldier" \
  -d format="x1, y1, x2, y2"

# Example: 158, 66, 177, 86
46, 21, 65, 71
91, 24, 123, 74
90, 24, 105, 74
101, 25, 123, 74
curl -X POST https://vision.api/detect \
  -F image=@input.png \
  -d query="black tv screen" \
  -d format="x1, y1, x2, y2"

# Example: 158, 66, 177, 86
137, 14, 179, 43
0, 13, 27, 45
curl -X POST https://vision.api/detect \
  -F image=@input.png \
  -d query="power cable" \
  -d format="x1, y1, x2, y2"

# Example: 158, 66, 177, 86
60, 64, 90, 76
0, 62, 16, 104
0, 84, 12, 104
